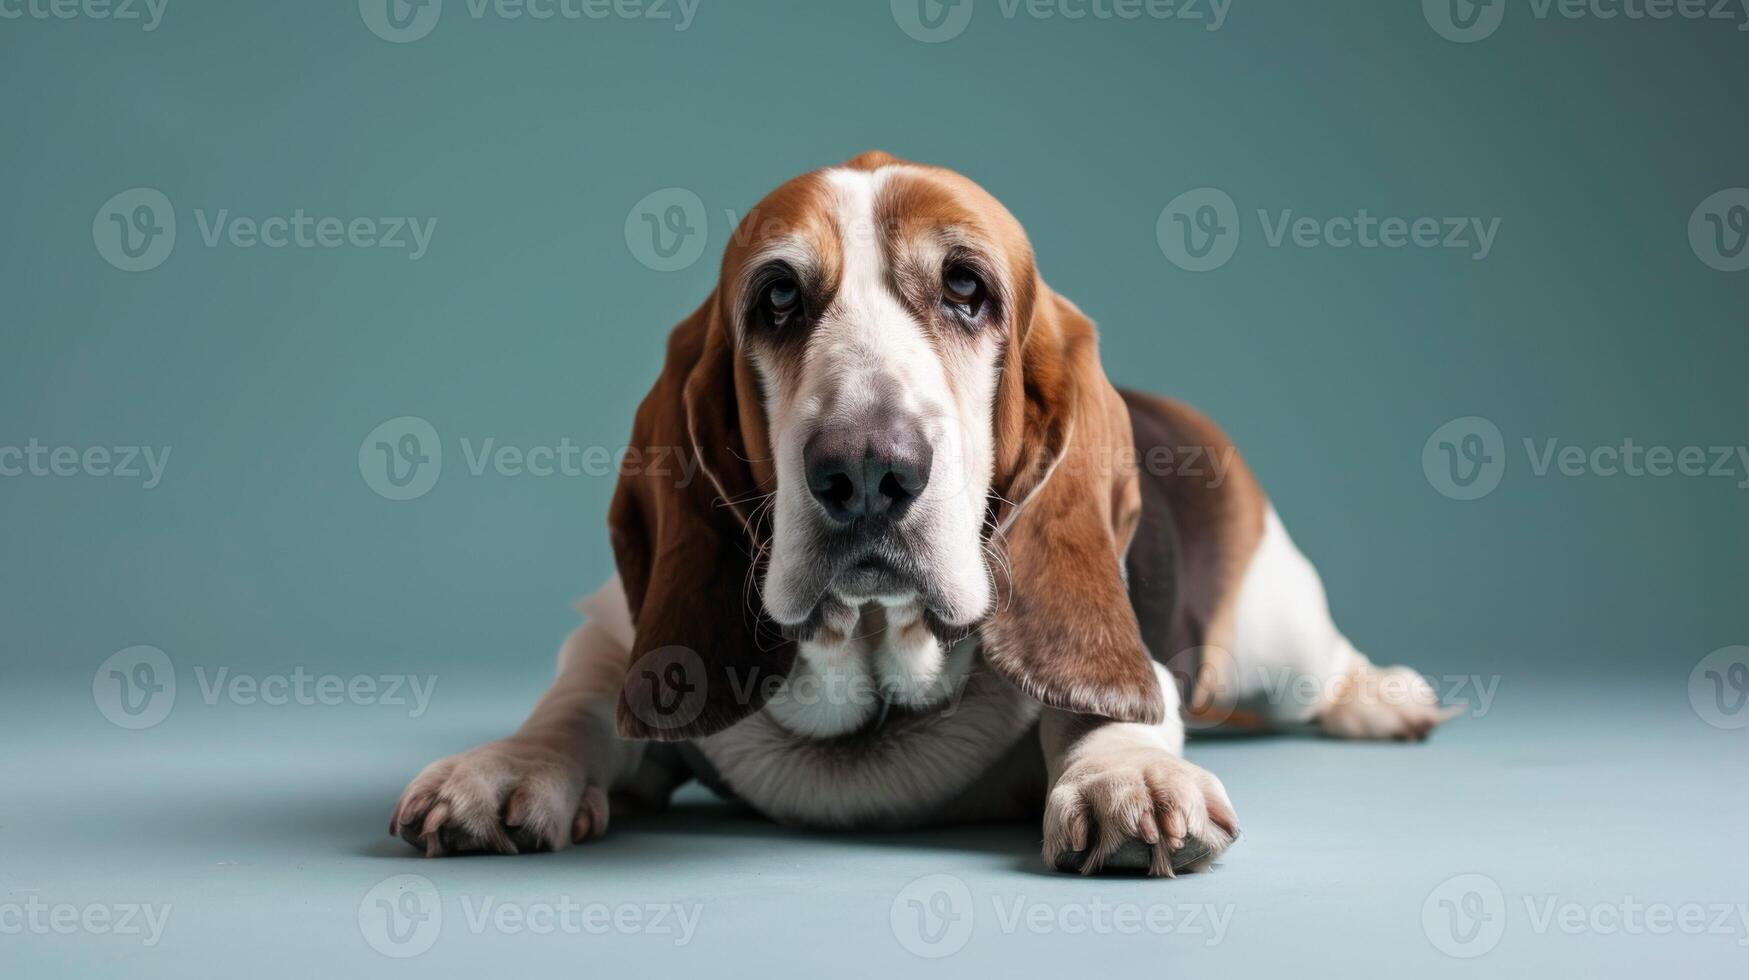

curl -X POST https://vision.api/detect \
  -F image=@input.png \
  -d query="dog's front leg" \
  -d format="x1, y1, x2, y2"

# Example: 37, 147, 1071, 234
390, 579, 680, 856
1039, 663, 1240, 876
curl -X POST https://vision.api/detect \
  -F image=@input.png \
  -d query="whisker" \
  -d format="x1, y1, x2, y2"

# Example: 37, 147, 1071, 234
718, 487, 778, 509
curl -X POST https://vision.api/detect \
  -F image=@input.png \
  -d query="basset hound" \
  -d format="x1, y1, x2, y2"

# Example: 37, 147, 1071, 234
390, 152, 1458, 875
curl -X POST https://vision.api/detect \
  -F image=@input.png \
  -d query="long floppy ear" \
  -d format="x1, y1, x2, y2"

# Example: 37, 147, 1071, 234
609, 293, 796, 741
981, 287, 1164, 724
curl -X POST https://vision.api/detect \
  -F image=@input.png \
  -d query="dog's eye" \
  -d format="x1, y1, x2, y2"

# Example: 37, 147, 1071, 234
765, 278, 800, 322
943, 265, 985, 314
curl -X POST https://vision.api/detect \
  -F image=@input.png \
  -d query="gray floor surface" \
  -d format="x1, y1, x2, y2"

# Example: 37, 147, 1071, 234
3, 671, 1744, 978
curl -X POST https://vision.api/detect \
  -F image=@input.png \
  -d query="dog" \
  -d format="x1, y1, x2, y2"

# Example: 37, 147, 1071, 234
389, 152, 1458, 876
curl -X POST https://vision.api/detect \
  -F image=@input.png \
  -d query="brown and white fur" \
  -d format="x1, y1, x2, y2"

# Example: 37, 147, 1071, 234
390, 153, 1458, 876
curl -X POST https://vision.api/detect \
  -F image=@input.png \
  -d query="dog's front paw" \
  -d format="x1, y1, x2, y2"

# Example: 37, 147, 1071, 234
390, 737, 606, 857
1043, 750, 1239, 877
1318, 665, 1463, 741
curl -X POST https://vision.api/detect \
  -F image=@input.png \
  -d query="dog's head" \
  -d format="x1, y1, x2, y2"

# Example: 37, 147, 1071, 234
612, 152, 1163, 740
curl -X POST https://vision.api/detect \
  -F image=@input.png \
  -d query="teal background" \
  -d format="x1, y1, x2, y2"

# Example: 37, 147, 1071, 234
2, 1, 1747, 978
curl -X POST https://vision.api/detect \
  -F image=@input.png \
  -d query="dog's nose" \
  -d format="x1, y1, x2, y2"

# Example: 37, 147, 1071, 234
804, 424, 933, 524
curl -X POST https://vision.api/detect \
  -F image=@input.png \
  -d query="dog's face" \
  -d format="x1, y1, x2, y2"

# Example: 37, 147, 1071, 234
611, 153, 1164, 742
723, 162, 1032, 645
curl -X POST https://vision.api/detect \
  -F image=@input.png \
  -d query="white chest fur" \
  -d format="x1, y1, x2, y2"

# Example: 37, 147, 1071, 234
694, 643, 1039, 829
588, 578, 1038, 830
760, 601, 967, 740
